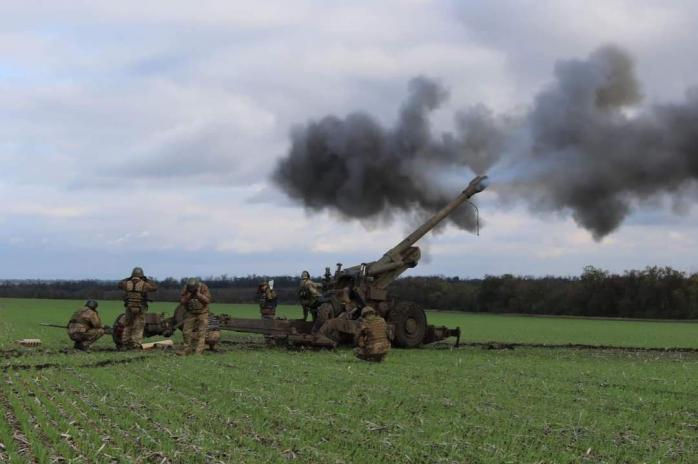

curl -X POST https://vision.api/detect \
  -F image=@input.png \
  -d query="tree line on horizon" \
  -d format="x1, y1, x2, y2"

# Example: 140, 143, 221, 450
1, 266, 697, 320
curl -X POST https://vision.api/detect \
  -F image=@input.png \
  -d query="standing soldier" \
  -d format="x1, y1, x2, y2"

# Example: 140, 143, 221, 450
178, 278, 212, 355
298, 270, 322, 321
354, 306, 391, 362
118, 267, 158, 350
67, 300, 104, 350
256, 280, 278, 319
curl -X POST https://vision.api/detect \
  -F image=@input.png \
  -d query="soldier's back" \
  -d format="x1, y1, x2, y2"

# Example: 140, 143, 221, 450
357, 316, 390, 361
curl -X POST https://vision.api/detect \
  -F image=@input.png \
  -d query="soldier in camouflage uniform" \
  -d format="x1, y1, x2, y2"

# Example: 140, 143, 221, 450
178, 278, 212, 355
299, 270, 322, 321
118, 267, 158, 350
354, 306, 391, 362
256, 281, 278, 319
67, 300, 105, 350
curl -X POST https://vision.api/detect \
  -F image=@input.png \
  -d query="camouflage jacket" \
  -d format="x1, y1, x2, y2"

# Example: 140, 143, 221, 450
180, 282, 212, 314
118, 277, 158, 308
257, 285, 278, 310
298, 278, 322, 305
68, 307, 102, 332
356, 315, 391, 355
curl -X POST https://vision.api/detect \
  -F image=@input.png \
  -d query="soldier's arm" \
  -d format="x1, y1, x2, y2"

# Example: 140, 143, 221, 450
309, 281, 322, 296
180, 288, 191, 304
144, 279, 158, 292
196, 285, 211, 305
356, 328, 368, 347
90, 312, 103, 330
117, 279, 128, 290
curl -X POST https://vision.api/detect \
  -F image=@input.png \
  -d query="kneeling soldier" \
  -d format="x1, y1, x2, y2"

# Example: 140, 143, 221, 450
354, 306, 391, 362
178, 278, 211, 355
67, 299, 104, 351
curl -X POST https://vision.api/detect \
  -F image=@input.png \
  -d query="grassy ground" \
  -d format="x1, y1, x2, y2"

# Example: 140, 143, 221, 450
1, 298, 697, 463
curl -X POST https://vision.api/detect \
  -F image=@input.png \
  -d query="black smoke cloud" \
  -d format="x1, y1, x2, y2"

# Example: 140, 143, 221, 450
272, 77, 506, 231
274, 45, 698, 239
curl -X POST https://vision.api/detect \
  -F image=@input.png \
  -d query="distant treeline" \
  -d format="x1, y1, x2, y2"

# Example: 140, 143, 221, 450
2, 266, 698, 319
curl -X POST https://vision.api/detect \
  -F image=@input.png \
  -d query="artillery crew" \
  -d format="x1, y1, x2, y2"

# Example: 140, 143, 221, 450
298, 270, 322, 321
354, 306, 391, 362
118, 267, 158, 350
178, 278, 212, 355
257, 280, 278, 319
67, 299, 104, 351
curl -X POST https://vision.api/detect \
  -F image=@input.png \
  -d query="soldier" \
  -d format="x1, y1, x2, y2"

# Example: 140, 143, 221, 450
177, 277, 212, 355
354, 306, 391, 362
256, 280, 278, 319
311, 284, 356, 334
118, 267, 158, 350
298, 270, 322, 321
67, 299, 104, 350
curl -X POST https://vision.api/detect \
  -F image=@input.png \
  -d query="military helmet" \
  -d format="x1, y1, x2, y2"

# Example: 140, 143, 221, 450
361, 306, 376, 317
186, 277, 201, 291
85, 299, 99, 310
131, 267, 145, 278
301, 270, 310, 279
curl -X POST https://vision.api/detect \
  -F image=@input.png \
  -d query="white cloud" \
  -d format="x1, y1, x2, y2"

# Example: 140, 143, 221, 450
1, 1, 698, 278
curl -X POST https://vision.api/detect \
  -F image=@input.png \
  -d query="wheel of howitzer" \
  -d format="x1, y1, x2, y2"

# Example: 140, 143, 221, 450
388, 301, 427, 348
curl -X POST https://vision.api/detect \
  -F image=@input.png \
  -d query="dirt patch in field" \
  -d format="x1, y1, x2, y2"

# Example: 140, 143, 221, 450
1, 355, 150, 372
456, 341, 698, 353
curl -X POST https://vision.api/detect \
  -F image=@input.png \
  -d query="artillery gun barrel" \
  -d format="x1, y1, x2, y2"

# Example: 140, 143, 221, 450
40, 323, 68, 329
378, 175, 489, 263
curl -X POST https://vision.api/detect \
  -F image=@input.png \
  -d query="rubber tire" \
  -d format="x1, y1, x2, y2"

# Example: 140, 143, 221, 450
388, 301, 427, 348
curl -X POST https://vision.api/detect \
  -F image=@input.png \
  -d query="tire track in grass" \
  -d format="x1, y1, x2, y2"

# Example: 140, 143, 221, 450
69, 366, 202, 462
89, 364, 215, 462
15, 372, 101, 462
132, 363, 245, 461
0, 376, 38, 463
59, 371, 170, 463
28, 370, 137, 463
11, 373, 70, 463
146, 358, 318, 461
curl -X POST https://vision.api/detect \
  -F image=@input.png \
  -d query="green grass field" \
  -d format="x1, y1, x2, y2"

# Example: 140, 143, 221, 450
1, 298, 697, 463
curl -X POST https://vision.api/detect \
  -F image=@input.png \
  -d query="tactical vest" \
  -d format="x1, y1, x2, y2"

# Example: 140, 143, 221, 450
187, 298, 206, 314
124, 279, 147, 309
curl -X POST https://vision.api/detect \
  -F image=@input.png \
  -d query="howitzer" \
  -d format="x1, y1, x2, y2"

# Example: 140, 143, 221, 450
216, 175, 487, 348
318, 175, 488, 347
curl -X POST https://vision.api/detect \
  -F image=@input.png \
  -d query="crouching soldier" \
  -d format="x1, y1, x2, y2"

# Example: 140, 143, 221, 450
257, 280, 278, 319
67, 300, 104, 350
354, 306, 391, 362
178, 278, 211, 355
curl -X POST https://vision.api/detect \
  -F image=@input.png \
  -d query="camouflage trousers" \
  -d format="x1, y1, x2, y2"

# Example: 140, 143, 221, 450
354, 340, 390, 362
123, 306, 146, 349
68, 327, 104, 351
354, 351, 387, 362
182, 311, 208, 355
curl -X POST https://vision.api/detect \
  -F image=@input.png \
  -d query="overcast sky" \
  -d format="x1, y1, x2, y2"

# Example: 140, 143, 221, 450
2, 0, 698, 279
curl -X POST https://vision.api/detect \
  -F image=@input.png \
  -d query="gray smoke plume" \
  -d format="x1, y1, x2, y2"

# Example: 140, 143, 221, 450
274, 45, 698, 239
273, 77, 507, 231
